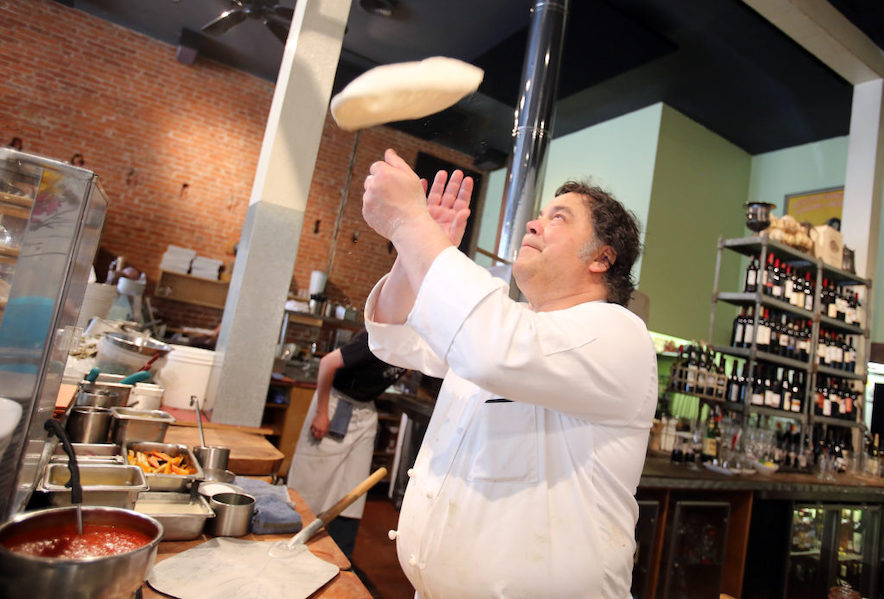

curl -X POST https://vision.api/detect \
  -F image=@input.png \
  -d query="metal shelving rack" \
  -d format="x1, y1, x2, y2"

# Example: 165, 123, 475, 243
707, 235, 871, 454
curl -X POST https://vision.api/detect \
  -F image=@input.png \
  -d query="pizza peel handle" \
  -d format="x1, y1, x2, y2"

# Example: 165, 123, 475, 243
270, 467, 387, 556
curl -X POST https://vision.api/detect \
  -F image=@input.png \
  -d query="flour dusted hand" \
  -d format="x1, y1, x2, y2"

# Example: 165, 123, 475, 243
362, 149, 432, 241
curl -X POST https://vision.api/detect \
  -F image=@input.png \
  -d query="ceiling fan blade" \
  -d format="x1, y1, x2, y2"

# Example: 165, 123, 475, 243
202, 9, 248, 35
264, 16, 290, 43
272, 5, 294, 20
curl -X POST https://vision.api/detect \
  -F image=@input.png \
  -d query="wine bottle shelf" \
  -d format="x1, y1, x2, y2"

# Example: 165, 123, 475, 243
708, 235, 871, 450
819, 314, 866, 336
716, 291, 814, 320
711, 344, 811, 371
811, 414, 864, 429
721, 236, 817, 268
816, 364, 864, 381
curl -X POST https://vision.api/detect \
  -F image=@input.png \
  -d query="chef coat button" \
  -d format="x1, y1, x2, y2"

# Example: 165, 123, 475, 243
407, 468, 416, 478
388, 529, 398, 540
409, 554, 418, 567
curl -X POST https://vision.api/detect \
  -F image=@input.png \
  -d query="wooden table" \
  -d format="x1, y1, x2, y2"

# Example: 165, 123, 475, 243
142, 488, 371, 598
164, 425, 285, 476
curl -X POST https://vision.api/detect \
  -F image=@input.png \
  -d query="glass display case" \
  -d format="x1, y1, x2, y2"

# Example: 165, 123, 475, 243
785, 503, 881, 598
0, 148, 108, 520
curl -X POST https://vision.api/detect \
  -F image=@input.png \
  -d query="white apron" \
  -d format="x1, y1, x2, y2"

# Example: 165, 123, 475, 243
287, 388, 378, 519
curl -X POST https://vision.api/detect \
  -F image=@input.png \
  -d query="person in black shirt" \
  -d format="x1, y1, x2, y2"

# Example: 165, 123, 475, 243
287, 329, 406, 557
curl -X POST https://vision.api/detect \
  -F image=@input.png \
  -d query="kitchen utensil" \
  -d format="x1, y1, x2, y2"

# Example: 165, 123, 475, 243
193, 445, 230, 471
44, 418, 83, 533
85, 367, 100, 383
191, 395, 206, 446
119, 370, 151, 386
134, 492, 215, 541
66, 406, 113, 444
42, 463, 148, 509
78, 380, 133, 407
744, 201, 775, 232
109, 407, 175, 445
0, 505, 162, 599
147, 467, 387, 599
207, 492, 256, 537
271, 466, 387, 556
124, 441, 204, 492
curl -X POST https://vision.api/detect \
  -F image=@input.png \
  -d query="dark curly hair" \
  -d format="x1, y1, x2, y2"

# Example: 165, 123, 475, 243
555, 181, 642, 306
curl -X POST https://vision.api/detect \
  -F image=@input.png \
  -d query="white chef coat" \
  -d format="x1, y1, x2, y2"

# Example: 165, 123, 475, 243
365, 247, 658, 599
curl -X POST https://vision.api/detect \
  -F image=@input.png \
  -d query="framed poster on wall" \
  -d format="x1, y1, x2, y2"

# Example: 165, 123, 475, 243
784, 186, 843, 226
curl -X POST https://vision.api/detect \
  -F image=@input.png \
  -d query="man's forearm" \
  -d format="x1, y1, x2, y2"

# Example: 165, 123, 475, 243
373, 215, 450, 324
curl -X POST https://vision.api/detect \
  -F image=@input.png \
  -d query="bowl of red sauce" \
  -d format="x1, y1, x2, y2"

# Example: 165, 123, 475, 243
0, 505, 163, 599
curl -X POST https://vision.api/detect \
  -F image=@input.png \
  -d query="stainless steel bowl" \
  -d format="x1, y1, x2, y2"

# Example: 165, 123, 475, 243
104, 332, 171, 357
0, 505, 163, 599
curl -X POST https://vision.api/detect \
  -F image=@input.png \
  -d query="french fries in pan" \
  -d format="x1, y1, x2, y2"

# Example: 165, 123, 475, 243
127, 449, 197, 475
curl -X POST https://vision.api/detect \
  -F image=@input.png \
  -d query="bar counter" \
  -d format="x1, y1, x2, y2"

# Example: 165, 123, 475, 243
641, 453, 884, 501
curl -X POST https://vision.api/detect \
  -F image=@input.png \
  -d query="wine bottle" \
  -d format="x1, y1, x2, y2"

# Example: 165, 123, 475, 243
744, 255, 759, 293
750, 365, 764, 406
762, 253, 776, 295
804, 272, 814, 311
730, 308, 746, 347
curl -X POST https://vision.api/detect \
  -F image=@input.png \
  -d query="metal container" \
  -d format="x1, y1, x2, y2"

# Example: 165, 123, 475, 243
193, 445, 230, 471
0, 505, 162, 599
42, 464, 148, 509
109, 407, 175, 445
66, 406, 113, 444
133, 492, 215, 541
76, 381, 133, 408
744, 201, 775, 232
124, 441, 204, 492
206, 492, 255, 537
50, 443, 124, 465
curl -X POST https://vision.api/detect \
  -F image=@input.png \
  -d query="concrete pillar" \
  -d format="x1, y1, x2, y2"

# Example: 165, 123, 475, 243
842, 80, 884, 282
207, 0, 352, 426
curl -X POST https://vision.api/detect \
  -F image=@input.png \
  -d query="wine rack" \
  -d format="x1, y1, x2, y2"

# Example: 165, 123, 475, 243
707, 235, 871, 454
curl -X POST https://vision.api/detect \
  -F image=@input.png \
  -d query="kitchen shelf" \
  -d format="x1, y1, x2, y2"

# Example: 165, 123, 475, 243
708, 235, 871, 448
716, 291, 814, 320
811, 415, 863, 429
816, 364, 864, 380
154, 269, 229, 310
712, 345, 811, 371
818, 314, 865, 336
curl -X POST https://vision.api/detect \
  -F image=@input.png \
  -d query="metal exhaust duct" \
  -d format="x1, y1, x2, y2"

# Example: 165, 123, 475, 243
496, 0, 569, 299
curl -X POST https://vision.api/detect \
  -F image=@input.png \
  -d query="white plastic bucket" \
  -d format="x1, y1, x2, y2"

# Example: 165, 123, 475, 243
128, 383, 164, 411
156, 345, 216, 409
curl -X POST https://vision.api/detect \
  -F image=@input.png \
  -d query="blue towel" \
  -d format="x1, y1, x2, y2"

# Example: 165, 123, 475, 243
233, 477, 303, 535
326, 398, 352, 440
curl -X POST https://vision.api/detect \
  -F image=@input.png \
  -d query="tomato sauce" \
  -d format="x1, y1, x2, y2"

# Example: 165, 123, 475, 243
1, 524, 151, 559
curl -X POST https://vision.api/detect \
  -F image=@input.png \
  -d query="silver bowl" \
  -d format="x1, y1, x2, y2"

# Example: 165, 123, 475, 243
0, 505, 163, 599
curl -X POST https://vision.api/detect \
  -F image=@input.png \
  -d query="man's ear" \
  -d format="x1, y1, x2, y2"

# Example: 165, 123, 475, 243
589, 246, 616, 274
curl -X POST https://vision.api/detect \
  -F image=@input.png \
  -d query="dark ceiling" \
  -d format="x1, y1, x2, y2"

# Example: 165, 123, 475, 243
55, 0, 883, 165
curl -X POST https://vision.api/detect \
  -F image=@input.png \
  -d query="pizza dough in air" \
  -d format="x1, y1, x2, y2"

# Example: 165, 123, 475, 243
330, 57, 484, 131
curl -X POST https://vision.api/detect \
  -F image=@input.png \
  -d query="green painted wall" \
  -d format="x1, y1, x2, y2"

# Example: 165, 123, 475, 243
640, 105, 751, 342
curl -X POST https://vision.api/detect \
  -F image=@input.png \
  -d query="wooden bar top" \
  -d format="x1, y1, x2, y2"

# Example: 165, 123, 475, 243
142, 487, 371, 599
164, 425, 284, 476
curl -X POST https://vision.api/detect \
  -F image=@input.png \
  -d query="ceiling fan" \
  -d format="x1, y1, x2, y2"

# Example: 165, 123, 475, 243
201, 0, 295, 43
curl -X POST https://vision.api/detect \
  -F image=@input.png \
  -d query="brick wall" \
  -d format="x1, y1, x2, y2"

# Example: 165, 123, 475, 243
1, 0, 478, 329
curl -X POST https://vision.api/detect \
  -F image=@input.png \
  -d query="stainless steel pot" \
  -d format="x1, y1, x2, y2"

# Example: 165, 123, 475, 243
0, 505, 163, 599
66, 406, 112, 444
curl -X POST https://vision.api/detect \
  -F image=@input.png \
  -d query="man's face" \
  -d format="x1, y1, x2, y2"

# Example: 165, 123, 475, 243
512, 192, 597, 291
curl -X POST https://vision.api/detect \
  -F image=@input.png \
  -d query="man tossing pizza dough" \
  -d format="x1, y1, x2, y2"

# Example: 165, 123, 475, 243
330, 57, 484, 131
